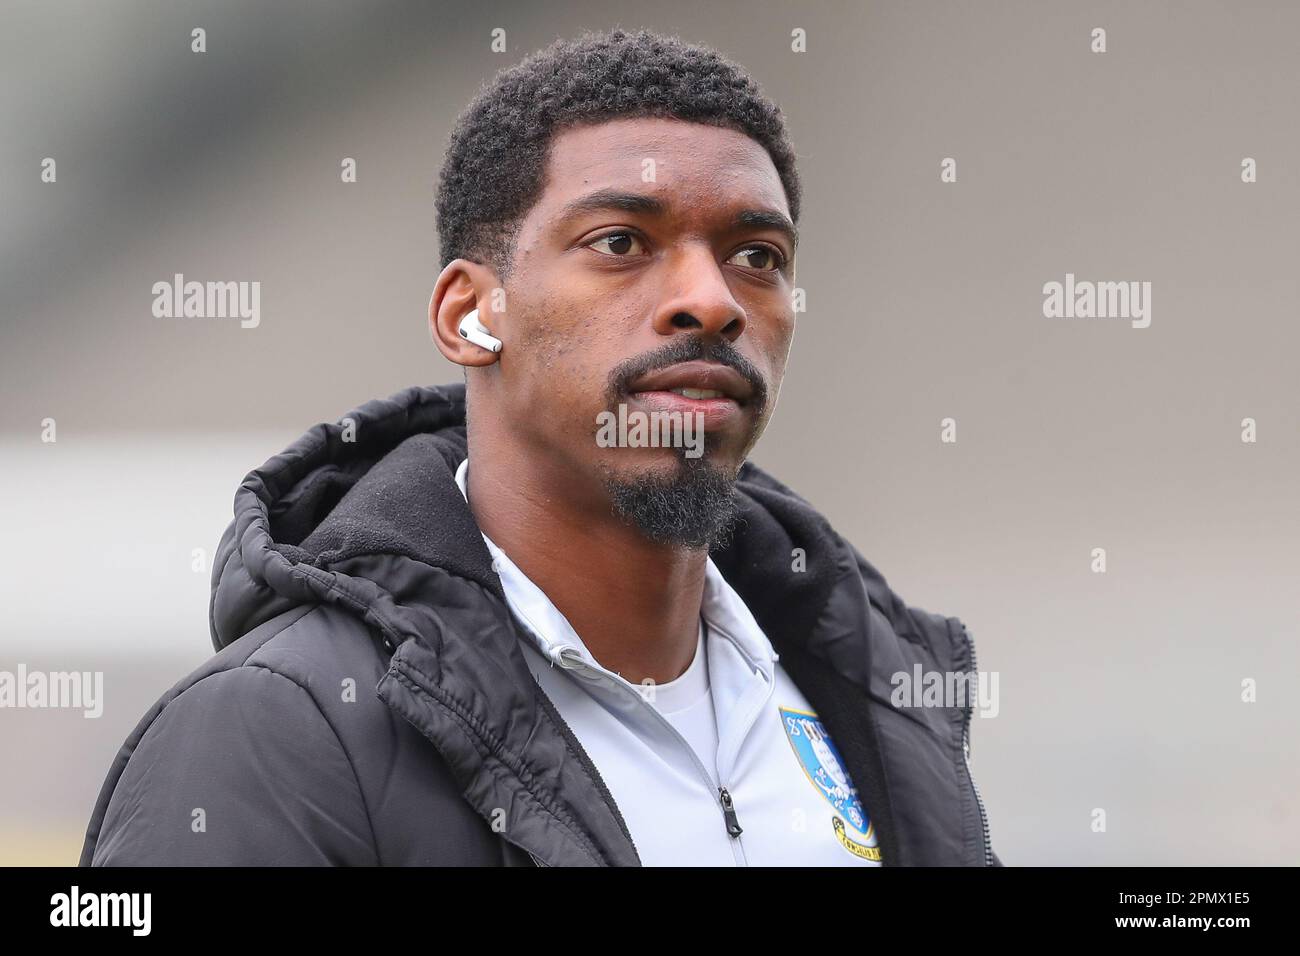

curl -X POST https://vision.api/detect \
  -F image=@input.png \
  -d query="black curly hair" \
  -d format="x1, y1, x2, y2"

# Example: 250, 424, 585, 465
435, 27, 802, 282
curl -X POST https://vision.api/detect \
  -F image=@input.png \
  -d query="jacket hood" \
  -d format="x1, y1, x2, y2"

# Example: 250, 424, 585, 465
210, 384, 493, 651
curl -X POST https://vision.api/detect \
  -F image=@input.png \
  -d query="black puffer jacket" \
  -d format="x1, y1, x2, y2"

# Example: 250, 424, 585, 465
80, 382, 1000, 866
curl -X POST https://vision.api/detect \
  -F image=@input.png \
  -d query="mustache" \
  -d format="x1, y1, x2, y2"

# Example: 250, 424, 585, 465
606, 337, 769, 412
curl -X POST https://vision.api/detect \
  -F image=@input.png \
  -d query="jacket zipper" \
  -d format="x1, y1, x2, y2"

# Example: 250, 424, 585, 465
719, 786, 743, 836
555, 638, 757, 864
960, 621, 993, 866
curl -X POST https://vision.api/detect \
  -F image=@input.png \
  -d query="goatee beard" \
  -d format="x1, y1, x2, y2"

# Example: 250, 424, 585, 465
600, 453, 743, 551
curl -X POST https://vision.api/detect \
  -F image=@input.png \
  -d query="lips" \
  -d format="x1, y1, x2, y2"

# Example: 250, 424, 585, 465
626, 361, 754, 405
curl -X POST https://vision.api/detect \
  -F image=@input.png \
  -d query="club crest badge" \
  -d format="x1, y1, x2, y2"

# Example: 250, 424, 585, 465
780, 706, 881, 861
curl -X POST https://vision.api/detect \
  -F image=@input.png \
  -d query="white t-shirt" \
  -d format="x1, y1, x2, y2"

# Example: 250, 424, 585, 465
456, 457, 881, 866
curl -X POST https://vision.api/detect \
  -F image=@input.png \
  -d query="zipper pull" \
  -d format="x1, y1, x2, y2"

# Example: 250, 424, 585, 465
719, 786, 743, 837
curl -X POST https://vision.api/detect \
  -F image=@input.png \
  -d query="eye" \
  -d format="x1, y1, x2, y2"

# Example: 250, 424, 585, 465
586, 232, 648, 257
727, 245, 787, 272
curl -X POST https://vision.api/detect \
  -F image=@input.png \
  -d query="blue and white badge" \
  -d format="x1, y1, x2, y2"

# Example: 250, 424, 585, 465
780, 706, 881, 861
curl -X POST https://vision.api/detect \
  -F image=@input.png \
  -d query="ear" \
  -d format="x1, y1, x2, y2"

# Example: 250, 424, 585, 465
430, 259, 502, 368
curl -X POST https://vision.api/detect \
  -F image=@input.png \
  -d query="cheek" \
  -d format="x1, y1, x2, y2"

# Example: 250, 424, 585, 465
519, 296, 627, 380
510, 289, 582, 374
512, 322, 616, 425
758, 315, 796, 376
777, 324, 796, 371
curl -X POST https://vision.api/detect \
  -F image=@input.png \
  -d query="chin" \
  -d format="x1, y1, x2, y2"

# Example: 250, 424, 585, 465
598, 451, 745, 551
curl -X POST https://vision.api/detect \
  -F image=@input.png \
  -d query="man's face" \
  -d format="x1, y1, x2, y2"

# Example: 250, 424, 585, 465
487, 116, 798, 546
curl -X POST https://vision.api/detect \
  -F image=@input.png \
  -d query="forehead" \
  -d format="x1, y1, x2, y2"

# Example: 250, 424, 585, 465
534, 116, 789, 220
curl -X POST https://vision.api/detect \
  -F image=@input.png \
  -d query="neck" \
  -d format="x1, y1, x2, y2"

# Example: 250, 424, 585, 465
466, 441, 706, 686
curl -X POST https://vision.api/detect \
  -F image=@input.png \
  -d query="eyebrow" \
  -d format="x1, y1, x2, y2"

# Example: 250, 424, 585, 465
556, 187, 799, 255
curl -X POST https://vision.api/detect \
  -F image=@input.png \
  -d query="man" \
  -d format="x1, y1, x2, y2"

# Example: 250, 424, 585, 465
81, 28, 998, 866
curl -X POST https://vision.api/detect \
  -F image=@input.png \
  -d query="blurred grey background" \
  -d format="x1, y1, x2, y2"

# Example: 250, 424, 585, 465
2, 0, 1297, 865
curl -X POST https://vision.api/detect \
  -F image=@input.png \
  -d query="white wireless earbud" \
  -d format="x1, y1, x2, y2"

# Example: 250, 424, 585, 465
457, 308, 502, 354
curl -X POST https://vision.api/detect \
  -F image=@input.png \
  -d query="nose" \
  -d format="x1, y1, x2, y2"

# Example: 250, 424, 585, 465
650, 243, 747, 343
